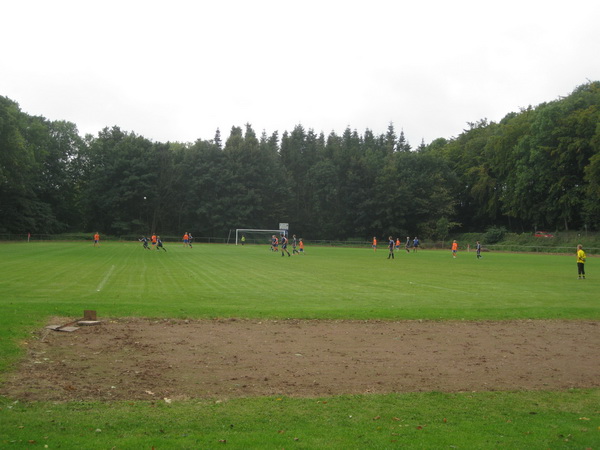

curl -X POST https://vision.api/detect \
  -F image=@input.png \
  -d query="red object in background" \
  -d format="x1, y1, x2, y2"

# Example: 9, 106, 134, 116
534, 231, 554, 238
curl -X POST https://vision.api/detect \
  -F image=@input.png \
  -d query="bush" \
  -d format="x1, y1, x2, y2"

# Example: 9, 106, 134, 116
484, 226, 507, 244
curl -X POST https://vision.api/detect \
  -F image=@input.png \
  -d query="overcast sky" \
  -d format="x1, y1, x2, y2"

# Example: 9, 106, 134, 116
2, 0, 599, 147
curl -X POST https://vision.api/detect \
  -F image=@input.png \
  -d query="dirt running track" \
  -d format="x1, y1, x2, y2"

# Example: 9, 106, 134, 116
2, 318, 599, 401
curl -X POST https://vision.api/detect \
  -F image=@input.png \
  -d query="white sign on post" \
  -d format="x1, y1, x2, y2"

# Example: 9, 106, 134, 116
279, 223, 289, 231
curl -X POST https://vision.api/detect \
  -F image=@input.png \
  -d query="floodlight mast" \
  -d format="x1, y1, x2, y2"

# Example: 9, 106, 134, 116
235, 228, 286, 245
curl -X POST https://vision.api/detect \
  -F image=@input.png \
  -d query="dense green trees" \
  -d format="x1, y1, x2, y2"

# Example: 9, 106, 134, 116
1, 81, 599, 239
426, 81, 600, 233
0, 97, 84, 233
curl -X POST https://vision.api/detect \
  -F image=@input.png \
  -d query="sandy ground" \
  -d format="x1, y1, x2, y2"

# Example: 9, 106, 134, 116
1, 318, 599, 401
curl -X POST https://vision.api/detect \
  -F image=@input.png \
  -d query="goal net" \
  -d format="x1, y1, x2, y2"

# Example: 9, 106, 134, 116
234, 229, 286, 245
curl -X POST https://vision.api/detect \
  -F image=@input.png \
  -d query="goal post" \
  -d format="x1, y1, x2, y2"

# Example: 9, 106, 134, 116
235, 229, 286, 245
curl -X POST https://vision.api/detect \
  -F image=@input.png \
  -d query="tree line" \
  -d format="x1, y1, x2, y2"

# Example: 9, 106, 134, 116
1, 81, 599, 240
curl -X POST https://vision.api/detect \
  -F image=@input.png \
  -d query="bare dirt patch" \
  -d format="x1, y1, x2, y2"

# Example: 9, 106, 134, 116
2, 318, 599, 401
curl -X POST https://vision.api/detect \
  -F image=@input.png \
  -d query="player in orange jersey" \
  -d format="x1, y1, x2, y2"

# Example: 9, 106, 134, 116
451, 240, 458, 258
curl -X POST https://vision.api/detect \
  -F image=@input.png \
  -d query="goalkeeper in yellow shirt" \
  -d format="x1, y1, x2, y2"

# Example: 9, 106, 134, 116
577, 244, 586, 279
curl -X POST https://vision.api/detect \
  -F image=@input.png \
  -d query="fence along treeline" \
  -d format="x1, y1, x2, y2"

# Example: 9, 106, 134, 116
1, 81, 599, 239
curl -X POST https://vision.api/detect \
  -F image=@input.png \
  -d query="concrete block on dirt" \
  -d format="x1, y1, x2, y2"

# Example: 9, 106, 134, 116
78, 320, 101, 326
45, 325, 79, 332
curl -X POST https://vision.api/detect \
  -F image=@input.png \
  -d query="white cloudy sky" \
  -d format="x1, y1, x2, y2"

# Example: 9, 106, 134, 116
2, 0, 599, 146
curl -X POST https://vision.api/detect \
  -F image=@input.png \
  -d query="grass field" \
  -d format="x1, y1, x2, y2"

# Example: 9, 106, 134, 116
1, 242, 599, 448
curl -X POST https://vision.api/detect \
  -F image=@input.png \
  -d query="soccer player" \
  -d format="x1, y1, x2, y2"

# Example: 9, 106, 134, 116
156, 236, 167, 251
405, 236, 411, 253
412, 236, 420, 252
280, 234, 291, 257
372, 237, 377, 252
395, 238, 401, 252
151, 234, 157, 248
577, 244, 586, 279
451, 240, 458, 258
476, 241, 482, 259
140, 236, 150, 250
188, 233, 193, 248
387, 236, 395, 259
241, 234, 246, 246
93, 232, 100, 247
299, 238, 305, 254
292, 234, 299, 255
182, 232, 189, 248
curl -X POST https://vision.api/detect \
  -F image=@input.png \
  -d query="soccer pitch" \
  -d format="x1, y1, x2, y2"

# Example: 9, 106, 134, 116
1, 242, 599, 448
1, 241, 597, 322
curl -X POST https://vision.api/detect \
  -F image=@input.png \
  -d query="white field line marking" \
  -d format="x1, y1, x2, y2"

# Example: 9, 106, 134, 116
96, 265, 116, 292
409, 281, 472, 294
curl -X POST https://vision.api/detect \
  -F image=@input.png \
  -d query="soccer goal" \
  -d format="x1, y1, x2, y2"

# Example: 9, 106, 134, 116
234, 229, 286, 245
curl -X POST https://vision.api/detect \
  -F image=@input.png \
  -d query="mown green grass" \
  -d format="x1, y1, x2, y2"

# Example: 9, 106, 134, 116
1, 242, 599, 448
1, 241, 597, 323
1, 391, 598, 449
